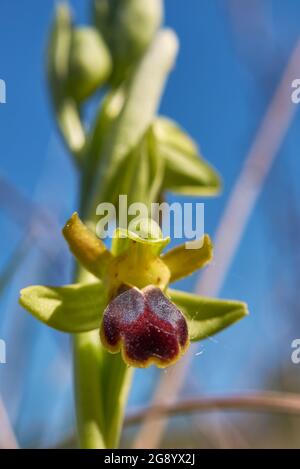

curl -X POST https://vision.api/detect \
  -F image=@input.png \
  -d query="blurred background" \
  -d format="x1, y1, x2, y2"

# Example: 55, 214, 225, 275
1, 0, 300, 448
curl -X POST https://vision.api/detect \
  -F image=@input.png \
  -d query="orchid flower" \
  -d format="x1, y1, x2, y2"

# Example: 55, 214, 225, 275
20, 213, 247, 368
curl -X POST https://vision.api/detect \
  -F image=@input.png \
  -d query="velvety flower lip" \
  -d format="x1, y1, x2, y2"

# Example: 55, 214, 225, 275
100, 285, 189, 368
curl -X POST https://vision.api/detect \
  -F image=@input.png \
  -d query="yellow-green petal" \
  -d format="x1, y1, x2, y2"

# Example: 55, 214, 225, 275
161, 234, 213, 282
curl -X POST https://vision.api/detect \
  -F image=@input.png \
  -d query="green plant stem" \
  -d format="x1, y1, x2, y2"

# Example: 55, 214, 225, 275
72, 265, 104, 448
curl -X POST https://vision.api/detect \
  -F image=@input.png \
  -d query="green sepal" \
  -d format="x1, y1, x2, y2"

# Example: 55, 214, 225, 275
168, 289, 248, 341
151, 117, 221, 196
19, 281, 106, 333
161, 234, 213, 282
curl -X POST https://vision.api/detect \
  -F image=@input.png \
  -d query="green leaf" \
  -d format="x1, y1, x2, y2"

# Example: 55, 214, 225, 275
93, 0, 163, 85
151, 117, 221, 196
19, 281, 106, 333
115, 141, 151, 211
161, 234, 213, 282
56, 99, 86, 159
116, 131, 165, 211
168, 289, 248, 341
48, 4, 71, 101
73, 267, 132, 449
89, 29, 179, 212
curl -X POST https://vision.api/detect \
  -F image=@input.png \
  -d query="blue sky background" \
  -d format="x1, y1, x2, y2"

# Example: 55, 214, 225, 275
0, 0, 300, 447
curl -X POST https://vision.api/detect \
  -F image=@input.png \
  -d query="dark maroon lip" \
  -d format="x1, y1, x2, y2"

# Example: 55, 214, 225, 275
100, 285, 189, 368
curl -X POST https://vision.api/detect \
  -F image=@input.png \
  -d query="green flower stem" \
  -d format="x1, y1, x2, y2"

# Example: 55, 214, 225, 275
73, 260, 133, 449
73, 330, 133, 448
73, 330, 106, 448
72, 264, 104, 448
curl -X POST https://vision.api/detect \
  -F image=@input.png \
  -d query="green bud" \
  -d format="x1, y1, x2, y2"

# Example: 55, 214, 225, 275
93, 0, 163, 84
67, 27, 112, 102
